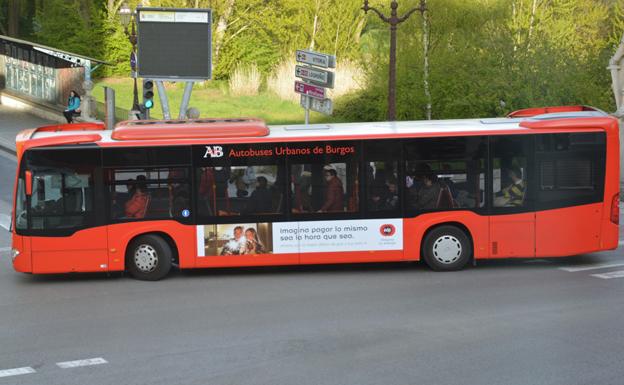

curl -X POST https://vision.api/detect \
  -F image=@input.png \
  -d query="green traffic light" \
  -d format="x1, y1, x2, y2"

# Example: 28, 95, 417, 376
145, 99, 154, 109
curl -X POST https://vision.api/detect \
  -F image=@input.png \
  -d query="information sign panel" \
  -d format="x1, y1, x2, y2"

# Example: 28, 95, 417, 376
137, 7, 212, 80
294, 81, 326, 100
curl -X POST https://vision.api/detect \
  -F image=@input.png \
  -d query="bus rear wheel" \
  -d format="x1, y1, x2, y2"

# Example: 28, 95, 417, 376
421, 225, 472, 271
127, 234, 172, 281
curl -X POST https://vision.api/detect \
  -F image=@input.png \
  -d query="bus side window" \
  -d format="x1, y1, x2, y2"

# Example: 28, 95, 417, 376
196, 164, 283, 217
25, 148, 98, 231
404, 137, 486, 212
367, 161, 399, 212
491, 136, 530, 208
108, 168, 190, 220
291, 162, 358, 214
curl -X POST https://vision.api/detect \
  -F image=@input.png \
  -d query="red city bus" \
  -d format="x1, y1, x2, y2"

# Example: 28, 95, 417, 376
9, 106, 620, 280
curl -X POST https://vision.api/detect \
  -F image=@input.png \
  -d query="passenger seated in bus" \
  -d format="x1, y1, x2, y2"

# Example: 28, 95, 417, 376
495, 166, 525, 207
228, 167, 255, 198
409, 173, 441, 210
244, 176, 273, 214
369, 173, 389, 211
170, 185, 189, 217
318, 168, 344, 212
382, 179, 399, 210
291, 167, 312, 213
125, 177, 149, 218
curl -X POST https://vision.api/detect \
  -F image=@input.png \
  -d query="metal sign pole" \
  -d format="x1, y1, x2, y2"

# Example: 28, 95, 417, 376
305, 95, 310, 125
104, 86, 116, 130
178, 81, 194, 119
155, 80, 171, 120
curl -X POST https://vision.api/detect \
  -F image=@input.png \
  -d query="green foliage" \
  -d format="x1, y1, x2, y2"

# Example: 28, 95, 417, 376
343, 0, 618, 121
5, 0, 621, 121
102, 19, 133, 76
32, 0, 105, 60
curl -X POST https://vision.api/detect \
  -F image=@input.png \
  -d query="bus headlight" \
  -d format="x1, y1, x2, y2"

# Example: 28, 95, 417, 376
10, 249, 20, 262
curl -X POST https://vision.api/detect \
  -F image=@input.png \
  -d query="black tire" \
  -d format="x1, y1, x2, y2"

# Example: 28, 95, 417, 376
126, 234, 172, 281
421, 225, 472, 271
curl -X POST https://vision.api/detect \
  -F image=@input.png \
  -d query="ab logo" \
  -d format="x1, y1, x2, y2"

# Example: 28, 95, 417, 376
203, 145, 224, 158
379, 224, 396, 237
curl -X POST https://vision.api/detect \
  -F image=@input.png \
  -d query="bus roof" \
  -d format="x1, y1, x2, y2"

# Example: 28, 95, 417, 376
16, 108, 619, 154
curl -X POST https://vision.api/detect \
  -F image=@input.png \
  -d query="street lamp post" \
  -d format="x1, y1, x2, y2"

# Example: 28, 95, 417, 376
362, 0, 426, 121
119, 3, 140, 112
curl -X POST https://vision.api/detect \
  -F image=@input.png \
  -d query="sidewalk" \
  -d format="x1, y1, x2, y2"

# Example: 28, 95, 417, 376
0, 104, 56, 154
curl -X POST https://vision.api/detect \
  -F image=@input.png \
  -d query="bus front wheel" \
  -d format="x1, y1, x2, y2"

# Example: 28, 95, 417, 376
421, 225, 472, 271
127, 234, 172, 281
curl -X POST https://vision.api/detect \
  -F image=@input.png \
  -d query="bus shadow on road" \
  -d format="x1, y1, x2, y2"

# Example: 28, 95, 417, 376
174, 261, 426, 280
472, 253, 610, 270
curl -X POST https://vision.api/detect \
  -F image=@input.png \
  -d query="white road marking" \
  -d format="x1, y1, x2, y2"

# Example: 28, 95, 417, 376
591, 270, 624, 279
0, 214, 10, 231
0, 366, 36, 378
56, 357, 107, 369
559, 263, 624, 272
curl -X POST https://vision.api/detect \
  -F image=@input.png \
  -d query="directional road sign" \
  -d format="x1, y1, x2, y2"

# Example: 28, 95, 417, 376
295, 50, 336, 69
295, 65, 334, 88
300, 95, 333, 115
294, 81, 326, 100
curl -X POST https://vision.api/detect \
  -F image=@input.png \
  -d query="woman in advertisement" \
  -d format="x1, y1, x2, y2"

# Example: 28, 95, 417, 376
243, 228, 265, 255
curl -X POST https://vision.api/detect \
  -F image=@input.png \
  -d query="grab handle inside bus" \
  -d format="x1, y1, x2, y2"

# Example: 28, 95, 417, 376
25, 170, 33, 196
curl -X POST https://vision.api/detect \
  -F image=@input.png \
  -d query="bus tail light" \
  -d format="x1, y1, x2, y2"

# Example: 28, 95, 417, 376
611, 193, 620, 224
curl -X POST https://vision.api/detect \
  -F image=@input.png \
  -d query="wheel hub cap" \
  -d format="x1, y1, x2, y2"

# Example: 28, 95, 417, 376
134, 244, 158, 273
432, 235, 462, 264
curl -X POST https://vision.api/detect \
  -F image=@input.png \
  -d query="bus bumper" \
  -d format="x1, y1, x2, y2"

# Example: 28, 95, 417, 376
11, 234, 31, 273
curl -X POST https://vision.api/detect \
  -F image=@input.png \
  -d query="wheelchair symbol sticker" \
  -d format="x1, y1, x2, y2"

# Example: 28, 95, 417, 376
182, 209, 190, 217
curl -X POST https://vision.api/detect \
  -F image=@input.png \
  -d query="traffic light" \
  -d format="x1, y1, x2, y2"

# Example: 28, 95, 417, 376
143, 79, 154, 110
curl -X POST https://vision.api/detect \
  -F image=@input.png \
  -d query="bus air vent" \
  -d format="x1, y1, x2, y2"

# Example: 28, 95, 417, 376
111, 118, 269, 140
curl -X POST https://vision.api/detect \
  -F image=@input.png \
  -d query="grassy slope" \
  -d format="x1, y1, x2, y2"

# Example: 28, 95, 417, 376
93, 78, 343, 125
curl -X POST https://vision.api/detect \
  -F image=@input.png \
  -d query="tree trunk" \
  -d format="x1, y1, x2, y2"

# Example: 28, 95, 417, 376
213, 0, 236, 69
422, 4, 432, 120
8, 0, 19, 37
527, 0, 538, 51
309, 0, 321, 50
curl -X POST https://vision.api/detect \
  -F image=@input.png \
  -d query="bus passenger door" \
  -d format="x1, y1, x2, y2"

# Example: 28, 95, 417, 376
26, 148, 109, 273
488, 136, 535, 258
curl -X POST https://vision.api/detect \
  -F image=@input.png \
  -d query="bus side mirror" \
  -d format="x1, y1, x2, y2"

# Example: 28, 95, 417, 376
25, 170, 33, 196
